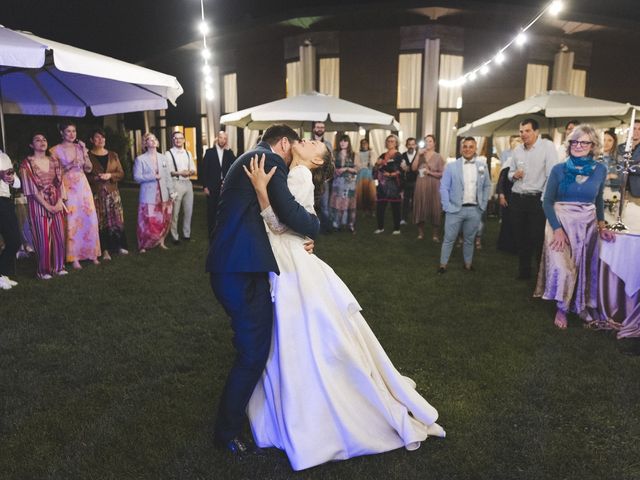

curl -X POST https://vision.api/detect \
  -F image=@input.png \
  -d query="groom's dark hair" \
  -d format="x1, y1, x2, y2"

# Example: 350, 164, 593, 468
262, 124, 300, 146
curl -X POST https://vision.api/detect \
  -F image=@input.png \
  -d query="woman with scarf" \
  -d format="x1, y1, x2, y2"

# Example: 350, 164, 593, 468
372, 134, 403, 234
534, 125, 615, 329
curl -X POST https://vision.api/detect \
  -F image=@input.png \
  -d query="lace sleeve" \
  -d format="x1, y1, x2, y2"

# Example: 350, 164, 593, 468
260, 205, 288, 234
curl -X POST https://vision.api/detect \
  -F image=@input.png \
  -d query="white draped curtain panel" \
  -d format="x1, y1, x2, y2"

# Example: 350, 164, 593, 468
438, 55, 463, 110
369, 129, 392, 160
286, 61, 302, 98
569, 69, 587, 96
438, 54, 463, 159
397, 54, 422, 109
223, 73, 238, 153
525, 64, 549, 98
244, 128, 260, 152
319, 58, 340, 97
398, 112, 417, 143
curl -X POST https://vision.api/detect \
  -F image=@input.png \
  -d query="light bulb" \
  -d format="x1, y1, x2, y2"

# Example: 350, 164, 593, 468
480, 65, 490, 75
494, 52, 506, 64
469, 71, 478, 82
548, 0, 563, 16
201, 49, 212, 60
202, 64, 211, 75
198, 21, 209, 35
516, 33, 527, 46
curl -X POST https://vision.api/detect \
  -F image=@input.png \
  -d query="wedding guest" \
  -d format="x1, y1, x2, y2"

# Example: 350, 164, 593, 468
167, 131, 196, 244
202, 131, 236, 239
19, 133, 67, 280
0, 149, 20, 289
412, 135, 445, 241
496, 136, 521, 253
509, 118, 559, 279
330, 134, 358, 232
400, 137, 418, 225
557, 120, 580, 160
88, 129, 129, 261
133, 133, 175, 253
438, 137, 491, 273
311, 122, 334, 233
601, 129, 621, 192
13, 189, 35, 259
534, 125, 615, 329
50, 122, 101, 269
373, 134, 403, 234
355, 138, 376, 215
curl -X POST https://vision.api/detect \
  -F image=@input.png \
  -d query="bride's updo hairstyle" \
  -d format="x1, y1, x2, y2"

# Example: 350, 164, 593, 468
312, 144, 335, 191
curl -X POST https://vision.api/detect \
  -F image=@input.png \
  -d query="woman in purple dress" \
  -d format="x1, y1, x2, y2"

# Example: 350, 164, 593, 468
534, 125, 616, 329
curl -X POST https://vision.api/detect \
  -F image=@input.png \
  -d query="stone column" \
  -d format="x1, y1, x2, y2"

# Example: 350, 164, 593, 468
422, 38, 440, 137
300, 40, 317, 93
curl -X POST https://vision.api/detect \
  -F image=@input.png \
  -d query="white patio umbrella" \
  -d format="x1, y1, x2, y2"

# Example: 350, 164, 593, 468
458, 90, 636, 137
220, 91, 400, 131
0, 25, 184, 149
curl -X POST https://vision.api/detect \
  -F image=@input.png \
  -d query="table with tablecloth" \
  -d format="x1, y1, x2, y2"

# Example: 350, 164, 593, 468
598, 233, 640, 338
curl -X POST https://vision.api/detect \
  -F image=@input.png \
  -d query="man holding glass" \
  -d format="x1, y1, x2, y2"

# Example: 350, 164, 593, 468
508, 118, 559, 280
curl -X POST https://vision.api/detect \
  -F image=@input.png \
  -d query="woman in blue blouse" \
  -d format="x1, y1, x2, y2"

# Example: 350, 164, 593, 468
535, 125, 616, 330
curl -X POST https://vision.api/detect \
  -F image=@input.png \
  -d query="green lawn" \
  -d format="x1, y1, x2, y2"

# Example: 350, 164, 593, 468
1, 188, 639, 480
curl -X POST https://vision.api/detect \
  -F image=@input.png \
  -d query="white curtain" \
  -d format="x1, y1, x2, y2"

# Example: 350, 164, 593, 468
346, 131, 363, 155
397, 53, 422, 109
286, 61, 302, 97
369, 129, 392, 160
398, 112, 418, 144
223, 73, 238, 153
319, 58, 340, 97
438, 54, 463, 109
569, 69, 587, 96
525, 64, 549, 98
439, 111, 459, 160
244, 128, 260, 152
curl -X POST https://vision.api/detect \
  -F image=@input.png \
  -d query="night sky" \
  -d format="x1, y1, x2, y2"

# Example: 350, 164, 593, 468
3, 0, 640, 64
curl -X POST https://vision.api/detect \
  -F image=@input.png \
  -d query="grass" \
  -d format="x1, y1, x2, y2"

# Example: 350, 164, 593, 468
1, 187, 639, 480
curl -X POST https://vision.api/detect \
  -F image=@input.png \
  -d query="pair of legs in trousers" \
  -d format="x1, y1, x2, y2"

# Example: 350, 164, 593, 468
376, 201, 401, 231
170, 180, 193, 241
402, 184, 415, 222
440, 206, 482, 268
210, 272, 273, 443
0, 197, 20, 278
510, 192, 545, 278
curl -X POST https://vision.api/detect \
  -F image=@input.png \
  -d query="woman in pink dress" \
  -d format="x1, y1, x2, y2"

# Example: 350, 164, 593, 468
50, 122, 101, 269
133, 133, 175, 253
412, 135, 445, 242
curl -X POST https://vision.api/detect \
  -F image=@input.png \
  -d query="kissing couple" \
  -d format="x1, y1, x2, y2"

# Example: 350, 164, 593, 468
206, 124, 444, 471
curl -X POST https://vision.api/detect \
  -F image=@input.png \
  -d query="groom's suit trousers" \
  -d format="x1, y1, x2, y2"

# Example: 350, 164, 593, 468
210, 271, 273, 442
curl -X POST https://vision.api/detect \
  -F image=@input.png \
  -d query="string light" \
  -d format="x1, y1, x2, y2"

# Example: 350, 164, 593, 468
439, 0, 563, 88
198, 0, 213, 102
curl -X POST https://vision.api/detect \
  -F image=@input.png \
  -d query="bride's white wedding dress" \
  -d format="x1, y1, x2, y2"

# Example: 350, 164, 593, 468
247, 165, 445, 471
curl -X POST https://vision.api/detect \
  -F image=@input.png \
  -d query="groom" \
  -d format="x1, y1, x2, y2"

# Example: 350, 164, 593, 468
206, 124, 320, 455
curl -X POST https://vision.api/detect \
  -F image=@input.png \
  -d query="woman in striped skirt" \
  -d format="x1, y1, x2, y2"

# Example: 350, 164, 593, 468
19, 133, 67, 280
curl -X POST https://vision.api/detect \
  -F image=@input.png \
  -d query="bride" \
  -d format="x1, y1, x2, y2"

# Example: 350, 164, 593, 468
243, 139, 445, 471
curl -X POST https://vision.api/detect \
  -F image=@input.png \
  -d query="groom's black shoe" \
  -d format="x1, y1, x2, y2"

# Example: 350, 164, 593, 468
215, 436, 265, 457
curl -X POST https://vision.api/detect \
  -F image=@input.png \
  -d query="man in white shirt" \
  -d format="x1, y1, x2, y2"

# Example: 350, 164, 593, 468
167, 131, 196, 244
438, 138, 492, 273
0, 150, 21, 289
509, 118, 559, 279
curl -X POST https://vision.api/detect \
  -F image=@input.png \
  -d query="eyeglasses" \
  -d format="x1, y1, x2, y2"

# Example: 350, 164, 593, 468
568, 140, 593, 148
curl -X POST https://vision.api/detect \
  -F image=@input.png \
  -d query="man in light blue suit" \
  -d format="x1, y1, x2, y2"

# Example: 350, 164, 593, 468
438, 137, 492, 273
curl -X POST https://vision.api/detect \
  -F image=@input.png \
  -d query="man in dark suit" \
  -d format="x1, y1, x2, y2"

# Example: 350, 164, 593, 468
201, 131, 236, 238
206, 124, 320, 456
400, 137, 418, 224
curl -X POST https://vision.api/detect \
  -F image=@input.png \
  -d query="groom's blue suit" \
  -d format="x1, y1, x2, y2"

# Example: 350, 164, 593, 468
206, 141, 320, 443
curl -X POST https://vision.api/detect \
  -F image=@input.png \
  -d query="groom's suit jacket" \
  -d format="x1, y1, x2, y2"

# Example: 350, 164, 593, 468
206, 141, 320, 275
439, 157, 492, 214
